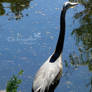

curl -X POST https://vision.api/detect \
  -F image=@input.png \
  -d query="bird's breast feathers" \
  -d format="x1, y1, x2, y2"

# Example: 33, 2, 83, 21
32, 56, 62, 92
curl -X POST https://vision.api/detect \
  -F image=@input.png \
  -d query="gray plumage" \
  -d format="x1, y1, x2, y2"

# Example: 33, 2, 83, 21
32, 2, 78, 92
32, 55, 62, 92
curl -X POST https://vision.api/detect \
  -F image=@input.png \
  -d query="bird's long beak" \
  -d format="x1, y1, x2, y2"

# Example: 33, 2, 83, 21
70, 2, 78, 8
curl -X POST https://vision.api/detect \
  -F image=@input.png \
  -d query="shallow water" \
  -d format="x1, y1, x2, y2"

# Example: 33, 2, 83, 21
0, 0, 92, 92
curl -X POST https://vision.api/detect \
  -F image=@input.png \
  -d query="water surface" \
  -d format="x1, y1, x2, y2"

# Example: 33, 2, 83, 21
0, 0, 92, 92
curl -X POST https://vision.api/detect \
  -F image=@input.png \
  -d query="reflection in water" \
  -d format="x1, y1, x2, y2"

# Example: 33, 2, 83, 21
86, 77, 92, 92
69, 51, 92, 72
68, 0, 92, 71
0, 0, 32, 20
0, 0, 92, 91
0, 3, 5, 15
67, 0, 92, 91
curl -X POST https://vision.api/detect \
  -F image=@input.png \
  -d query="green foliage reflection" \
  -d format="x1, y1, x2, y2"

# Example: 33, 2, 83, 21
0, 0, 32, 20
68, 0, 92, 72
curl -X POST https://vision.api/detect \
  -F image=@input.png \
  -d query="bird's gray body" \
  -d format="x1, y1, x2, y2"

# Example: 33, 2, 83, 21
32, 2, 78, 92
32, 55, 62, 92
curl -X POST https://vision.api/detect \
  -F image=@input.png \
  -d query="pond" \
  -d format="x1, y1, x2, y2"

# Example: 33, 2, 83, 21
0, 0, 92, 92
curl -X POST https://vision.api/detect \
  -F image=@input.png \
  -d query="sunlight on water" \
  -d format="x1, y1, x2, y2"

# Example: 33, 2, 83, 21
7, 32, 41, 45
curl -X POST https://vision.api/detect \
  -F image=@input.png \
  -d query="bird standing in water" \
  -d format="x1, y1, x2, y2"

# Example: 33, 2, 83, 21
32, 2, 78, 92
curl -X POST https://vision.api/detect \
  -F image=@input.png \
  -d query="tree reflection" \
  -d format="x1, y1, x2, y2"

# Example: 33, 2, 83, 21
66, 0, 92, 91
0, 0, 32, 20
68, 0, 92, 72
0, 3, 5, 15
69, 50, 92, 72
86, 77, 92, 92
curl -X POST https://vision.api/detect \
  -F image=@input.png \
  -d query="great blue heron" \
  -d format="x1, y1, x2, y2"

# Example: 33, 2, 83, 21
32, 2, 78, 92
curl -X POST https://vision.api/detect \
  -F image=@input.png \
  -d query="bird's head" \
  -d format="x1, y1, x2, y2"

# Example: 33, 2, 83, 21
63, 1, 78, 10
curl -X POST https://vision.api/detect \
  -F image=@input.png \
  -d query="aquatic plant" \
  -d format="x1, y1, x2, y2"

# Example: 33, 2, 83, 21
6, 70, 23, 92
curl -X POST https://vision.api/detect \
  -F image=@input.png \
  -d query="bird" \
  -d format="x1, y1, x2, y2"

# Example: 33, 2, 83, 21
32, 2, 78, 92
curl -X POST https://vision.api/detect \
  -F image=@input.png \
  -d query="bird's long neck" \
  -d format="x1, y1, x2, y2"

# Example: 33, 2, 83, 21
50, 7, 66, 62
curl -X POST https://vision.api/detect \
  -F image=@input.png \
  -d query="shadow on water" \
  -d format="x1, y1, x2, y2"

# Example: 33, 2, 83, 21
0, 0, 32, 20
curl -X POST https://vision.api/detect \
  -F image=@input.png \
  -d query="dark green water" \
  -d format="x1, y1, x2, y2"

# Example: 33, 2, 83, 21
0, 0, 92, 92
